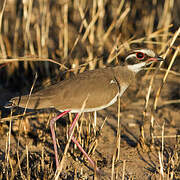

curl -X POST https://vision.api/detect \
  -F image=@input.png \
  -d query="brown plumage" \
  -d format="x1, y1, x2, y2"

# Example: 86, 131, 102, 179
11, 66, 135, 111
8, 48, 164, 173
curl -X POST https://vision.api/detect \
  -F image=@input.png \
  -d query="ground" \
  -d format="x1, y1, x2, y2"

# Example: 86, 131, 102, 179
0, 1, 179, 179
0, 72, 179, 179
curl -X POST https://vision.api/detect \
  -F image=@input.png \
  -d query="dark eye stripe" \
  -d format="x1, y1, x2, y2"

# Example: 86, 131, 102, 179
136, 52, 144, 59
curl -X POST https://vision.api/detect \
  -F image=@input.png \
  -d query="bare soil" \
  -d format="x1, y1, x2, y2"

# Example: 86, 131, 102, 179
0, 72, 179, 179
0, 0, 180, 179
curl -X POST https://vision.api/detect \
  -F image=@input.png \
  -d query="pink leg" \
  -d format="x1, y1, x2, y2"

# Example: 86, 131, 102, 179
69, 114, 98, 170
50, 111, 99, 172
50, 110, 70, 168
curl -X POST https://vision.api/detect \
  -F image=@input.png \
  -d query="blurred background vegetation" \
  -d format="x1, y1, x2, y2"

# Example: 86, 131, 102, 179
0, 0, 179, 97
0, 0, 180, 179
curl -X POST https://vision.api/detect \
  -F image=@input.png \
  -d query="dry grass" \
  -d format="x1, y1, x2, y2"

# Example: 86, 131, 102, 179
0, 0, 180, 179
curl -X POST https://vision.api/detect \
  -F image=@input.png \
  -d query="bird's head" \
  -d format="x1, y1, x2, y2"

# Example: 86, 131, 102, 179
125, 48, 164, 73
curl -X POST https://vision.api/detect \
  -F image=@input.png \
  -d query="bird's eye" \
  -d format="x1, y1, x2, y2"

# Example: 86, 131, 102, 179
136, 52, 145, 59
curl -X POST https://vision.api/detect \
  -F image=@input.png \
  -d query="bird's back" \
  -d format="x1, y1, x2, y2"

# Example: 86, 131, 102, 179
11, 66, 135, 111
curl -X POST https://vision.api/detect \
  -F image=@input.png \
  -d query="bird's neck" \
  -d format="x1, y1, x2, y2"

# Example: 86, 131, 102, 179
127, 62, 146, 73
113, 66, 136, 86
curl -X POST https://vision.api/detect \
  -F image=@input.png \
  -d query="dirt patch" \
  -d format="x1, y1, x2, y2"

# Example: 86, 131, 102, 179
0, 73, 179, 179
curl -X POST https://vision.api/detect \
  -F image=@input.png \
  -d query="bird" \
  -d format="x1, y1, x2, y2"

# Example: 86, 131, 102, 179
8, 48, 164, 173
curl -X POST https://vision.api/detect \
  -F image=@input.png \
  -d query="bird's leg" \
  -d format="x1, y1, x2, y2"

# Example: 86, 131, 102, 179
50, 111, 99, 172
50, 110, 70, 168
69, 113, 99, 172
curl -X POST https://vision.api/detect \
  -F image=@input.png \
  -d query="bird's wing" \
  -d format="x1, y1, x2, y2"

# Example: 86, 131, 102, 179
11, 68, 120, 110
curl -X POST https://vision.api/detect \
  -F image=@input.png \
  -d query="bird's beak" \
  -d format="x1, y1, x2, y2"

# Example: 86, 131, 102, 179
146, 56, 164, 63
156, 56, 164, 61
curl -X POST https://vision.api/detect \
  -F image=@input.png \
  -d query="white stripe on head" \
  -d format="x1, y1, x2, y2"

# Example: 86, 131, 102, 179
125, 54, 136, 61
134, 49, 156, 57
